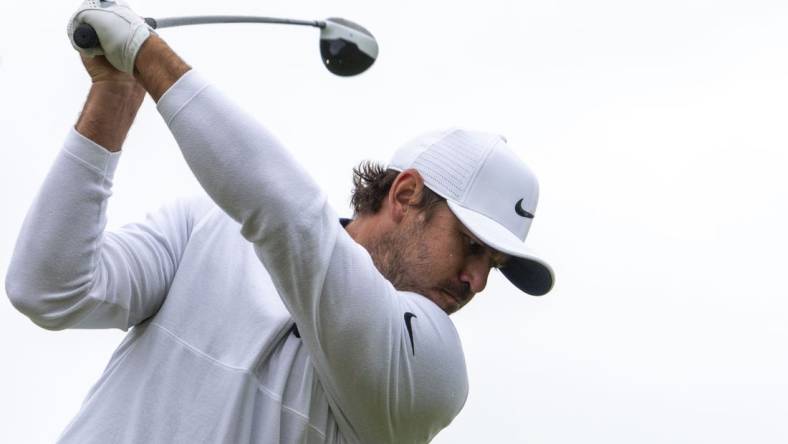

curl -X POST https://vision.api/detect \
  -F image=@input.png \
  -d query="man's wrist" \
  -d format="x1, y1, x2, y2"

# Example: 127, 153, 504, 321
134, 34, 192, 102
75, 83, 145, 152
89, 79, 143, 95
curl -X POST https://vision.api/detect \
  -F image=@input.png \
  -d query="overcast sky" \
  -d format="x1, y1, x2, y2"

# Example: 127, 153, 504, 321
2, 0, 788, 443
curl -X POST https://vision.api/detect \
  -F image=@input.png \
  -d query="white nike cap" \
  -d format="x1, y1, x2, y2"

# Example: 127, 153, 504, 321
388, 128, 554, 296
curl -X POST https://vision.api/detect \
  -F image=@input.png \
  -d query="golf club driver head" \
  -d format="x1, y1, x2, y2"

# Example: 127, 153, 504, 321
320, 18, 378, 76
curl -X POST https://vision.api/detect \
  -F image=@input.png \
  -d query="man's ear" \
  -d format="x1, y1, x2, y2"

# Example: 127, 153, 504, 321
386, 169, 424, 223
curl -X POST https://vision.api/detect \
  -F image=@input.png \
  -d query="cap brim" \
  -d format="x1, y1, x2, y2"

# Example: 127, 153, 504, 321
447, 201, 555, 296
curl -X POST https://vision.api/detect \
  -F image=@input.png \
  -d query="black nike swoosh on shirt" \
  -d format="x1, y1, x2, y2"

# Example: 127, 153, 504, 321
289, 323, 301, 339
404, 312, 417, 356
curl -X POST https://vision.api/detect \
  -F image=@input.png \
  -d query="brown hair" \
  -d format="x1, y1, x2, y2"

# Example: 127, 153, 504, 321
350, 161, 445, 217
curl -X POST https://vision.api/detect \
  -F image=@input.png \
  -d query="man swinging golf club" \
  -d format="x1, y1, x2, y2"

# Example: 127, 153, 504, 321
5, 1, 554, 443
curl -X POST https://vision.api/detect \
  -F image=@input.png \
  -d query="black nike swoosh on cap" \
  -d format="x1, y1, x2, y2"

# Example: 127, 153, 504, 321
404, 312, 417, 356
515, 198, 535, 219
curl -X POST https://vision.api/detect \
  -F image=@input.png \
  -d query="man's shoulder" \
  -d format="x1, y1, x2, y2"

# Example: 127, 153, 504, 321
379, 292, 470, 442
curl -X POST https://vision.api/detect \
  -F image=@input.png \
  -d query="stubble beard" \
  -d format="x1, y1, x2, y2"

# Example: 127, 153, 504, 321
368, 220, 432, 295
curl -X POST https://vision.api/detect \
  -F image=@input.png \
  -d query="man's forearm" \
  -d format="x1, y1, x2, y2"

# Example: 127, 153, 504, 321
74, 32, 188, 152
134, 35, 191, 103
75, 82, 145, 152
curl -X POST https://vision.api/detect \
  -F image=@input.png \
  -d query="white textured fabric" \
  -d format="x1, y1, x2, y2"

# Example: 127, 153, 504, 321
5, 70, 468, 443
412, 130, 494, 201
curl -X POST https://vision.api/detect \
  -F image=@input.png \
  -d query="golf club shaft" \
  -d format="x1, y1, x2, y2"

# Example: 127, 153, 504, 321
73, 15, 327, 49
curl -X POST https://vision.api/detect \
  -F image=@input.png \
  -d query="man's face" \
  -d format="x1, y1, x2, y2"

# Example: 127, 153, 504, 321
369, 202, 509, 315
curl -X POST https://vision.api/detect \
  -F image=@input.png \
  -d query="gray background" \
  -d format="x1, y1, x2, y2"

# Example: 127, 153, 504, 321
2, 0, 787, 442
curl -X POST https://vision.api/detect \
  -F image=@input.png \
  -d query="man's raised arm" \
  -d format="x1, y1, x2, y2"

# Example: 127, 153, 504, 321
5, 52, 201, 330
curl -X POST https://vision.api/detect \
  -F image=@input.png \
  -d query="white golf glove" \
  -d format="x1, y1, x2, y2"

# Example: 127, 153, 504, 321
67, 0, 152, 74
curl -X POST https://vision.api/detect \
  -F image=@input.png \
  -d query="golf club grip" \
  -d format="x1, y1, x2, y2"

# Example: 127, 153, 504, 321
73, 18, 158, 49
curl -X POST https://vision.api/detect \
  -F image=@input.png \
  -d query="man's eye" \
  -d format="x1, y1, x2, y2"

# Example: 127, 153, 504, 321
467, 238, 485, 255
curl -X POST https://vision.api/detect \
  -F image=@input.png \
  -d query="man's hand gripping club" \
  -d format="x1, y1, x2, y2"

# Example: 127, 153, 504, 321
67, 0, 152, 74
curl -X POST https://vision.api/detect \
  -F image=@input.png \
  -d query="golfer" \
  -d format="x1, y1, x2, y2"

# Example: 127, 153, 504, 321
6, 2, 554, 443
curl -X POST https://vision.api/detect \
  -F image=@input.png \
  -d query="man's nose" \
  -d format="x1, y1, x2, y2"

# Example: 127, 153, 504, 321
459, 259, 491, 294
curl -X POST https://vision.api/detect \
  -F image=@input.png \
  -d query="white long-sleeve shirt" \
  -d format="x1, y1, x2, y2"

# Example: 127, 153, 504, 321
5, 70, 468, 444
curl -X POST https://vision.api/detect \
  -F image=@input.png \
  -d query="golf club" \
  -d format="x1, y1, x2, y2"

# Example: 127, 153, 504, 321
73, 15, 379, 76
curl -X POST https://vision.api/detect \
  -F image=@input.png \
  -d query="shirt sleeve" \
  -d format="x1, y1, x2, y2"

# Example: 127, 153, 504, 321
156, 70, 469, 443
5, 128, 209, 331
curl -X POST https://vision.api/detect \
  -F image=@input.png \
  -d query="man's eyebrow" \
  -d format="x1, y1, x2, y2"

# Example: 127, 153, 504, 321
461, 227, 494, 251
459, 226, 481, 245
